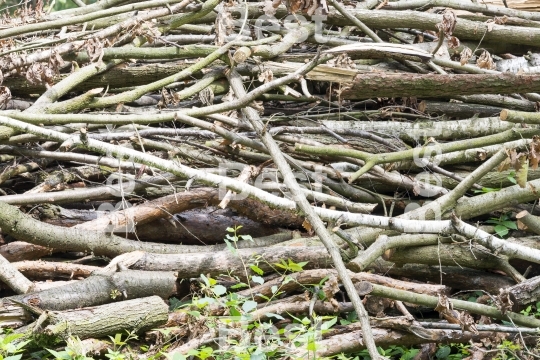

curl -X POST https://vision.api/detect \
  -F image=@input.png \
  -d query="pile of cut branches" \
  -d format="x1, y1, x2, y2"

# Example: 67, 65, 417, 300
0, 0, 539, 358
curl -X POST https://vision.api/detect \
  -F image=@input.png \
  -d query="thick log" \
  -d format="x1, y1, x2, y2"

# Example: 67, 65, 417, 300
3, 270, 177, 311
341, 73, 540, 99
507, 275, 540, 305
34, 296, 168, 340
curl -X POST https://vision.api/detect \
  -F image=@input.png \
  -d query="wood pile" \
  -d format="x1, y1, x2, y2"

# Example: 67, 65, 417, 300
0, 0, 539, 357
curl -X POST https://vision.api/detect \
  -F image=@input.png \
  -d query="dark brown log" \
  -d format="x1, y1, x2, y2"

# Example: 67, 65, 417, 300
0, 241, 52, 262
135, 208, 279, 244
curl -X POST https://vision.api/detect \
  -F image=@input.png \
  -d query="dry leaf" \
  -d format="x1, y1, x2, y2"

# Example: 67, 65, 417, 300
494, 15, 508, 24
25, 62, 55, 87
435, 294, 461, 324
460, 47, 473, 65
302, 218, 313, 234
497, 156, 511, 172
436, 10, 457, 36
86, 38, 104, 63
495, 288, 513, 315
516, 156, 528, 188
0, 86, 11, 108
447, 36, 460, 49
199, 87, 214, 106
530, 135, 540, 170
461, 313, 479, 334
258, 69, 274, 83
476, 150, 487, 161
485, 19, 495, 32
321, 274, 340, 299
215, 6, 235, 46
477, 50, 495, 69
263, 0, 281, 16
326, 53, 356, 69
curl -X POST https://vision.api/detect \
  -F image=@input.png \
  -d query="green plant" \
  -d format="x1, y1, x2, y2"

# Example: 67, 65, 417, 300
466, 291, 484, 302
520, 301, 540, 317
47, 336, 94, 360
495, 340, 521, 360
507, 171, 518, 185
104, 331, 138, 360
0, 329, 31, 360
485, 213, 517, 237
223, 226, 253, 256
473, 186, 500, 194
346, 345, 419, 360
436, 344, 470, 360
274, 259, 308, 273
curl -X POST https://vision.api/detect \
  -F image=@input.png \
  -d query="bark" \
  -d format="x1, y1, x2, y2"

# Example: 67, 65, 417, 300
130, 246, 334, 276
356, 281, 540, 327
507, 275, 540, 305
341, 73, 540, 99
5, 270, 177, 311
32, 296, 168, 340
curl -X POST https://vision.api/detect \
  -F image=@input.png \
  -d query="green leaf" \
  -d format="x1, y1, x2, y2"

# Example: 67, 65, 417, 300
306, 341, 317, 351
265, 312, 285, 320
250, 265, 264, 276
168, 353, 187, 360
226, 227, 235, 232
212, 285, 227, 296
251, 275, 264, 285
241, 234, 253, 242
257, 294, 270, 301
229, 307, 241, 317
2, 334, 23, 346
321, 317, 337, 330
494, 225, 509, 237
231, 283, 249, 289
501, 220, 518, 230
271, 285, 278, 294
200, 274, 210, 287
224, 238, 237, 254
242, 300, 258, 313
4, 356, 22, 360
436, 346, 451, 359
47, 349, 69, 360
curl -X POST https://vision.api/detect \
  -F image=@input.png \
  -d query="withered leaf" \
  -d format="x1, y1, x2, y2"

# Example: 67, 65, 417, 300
302, 218, 313, 233
447, 36, 460, 49
461, 313, 479, 334
477, 50, 495, 70
496, 288, 514, 315
436, 10, 457, 36
0, 86, 11, 109
321, 274, 340, 299
529, 135, 540, 170
460, 47, 473, 65
516, 156, 528, 188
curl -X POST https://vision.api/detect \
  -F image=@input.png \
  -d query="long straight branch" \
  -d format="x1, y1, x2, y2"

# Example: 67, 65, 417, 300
228, 67, 385, 360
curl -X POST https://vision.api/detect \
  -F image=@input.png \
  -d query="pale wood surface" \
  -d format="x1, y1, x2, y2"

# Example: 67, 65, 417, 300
481, 0, 539, 11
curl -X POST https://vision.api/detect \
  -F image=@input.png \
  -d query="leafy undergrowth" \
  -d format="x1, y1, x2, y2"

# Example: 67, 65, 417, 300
4, 227, 538, 360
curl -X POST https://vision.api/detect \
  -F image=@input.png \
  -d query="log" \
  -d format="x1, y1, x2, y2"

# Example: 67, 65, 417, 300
33, 296, 168, 340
